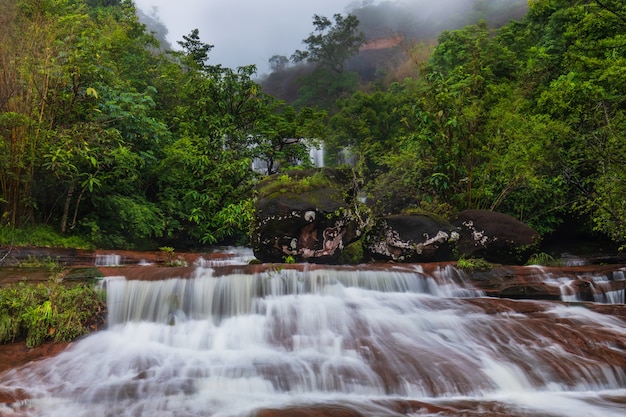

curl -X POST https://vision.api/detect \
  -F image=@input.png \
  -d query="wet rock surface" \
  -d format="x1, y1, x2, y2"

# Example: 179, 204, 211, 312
1, 246, 625, 417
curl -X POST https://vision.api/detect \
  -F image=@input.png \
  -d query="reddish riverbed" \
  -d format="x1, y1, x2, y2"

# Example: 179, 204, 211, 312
1, 247, 625, 417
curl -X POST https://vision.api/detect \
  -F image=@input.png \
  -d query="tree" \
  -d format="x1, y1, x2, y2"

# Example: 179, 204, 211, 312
156, 28, 327, 244
289, 14, 366, 110
268, 55, 289, 73
291, 13, 365, 74
0, 0, 86, 226
253, 104, 327, 175
328, 85, 413, 173
528, 0, 626, 241
176, 28, 216, 72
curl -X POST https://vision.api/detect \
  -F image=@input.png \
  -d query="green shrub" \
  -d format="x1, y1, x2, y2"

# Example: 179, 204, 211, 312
159, 246, 188, 266
0, 279, 105, 348
258, 170, 334, 199
282, 255, 296, 264
337, 239, 365, 264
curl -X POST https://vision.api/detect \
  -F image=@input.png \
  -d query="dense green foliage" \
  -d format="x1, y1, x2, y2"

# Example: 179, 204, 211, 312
1, 0, 625, 249
0, 0, 324, 249
327, 0, 626, 244
0, 279, 104, 348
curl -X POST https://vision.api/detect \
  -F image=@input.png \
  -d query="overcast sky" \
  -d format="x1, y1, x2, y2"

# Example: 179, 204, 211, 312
134, 0, 361, 74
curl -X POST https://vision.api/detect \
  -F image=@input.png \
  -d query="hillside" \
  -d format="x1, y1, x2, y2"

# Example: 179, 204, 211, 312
261, 0, 528, 102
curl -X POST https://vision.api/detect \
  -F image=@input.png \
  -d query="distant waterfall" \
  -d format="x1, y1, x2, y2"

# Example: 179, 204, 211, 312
308, 142, 324, 168
252, 139, 324, 174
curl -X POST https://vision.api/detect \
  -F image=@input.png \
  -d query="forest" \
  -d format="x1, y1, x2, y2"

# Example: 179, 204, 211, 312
1, 0, 625, 252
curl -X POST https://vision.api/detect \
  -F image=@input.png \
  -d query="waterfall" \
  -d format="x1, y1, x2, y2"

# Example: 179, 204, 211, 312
94, 253, 122, 267
1, 265, 625, 417
526, 265, 626, 304
192, 247, 256, 268
103, 266, 482, 326
308, 142, 324, 168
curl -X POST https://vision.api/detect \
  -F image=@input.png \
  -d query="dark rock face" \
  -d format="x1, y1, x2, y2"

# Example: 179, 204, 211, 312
366, 214, 460, 262
252, 168, 363, 263
252, 171, 543, 265
450, 209, 541, 264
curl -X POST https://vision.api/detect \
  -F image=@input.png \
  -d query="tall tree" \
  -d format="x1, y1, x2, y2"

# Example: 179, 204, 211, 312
290, 14, 366, 110
291, 13, 365, 74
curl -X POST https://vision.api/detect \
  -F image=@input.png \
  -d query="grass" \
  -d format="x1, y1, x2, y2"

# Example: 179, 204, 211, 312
0, 225, 93, 249
456, 257, 494, 272
16, 255, 62, 270
526, 252, 564, 267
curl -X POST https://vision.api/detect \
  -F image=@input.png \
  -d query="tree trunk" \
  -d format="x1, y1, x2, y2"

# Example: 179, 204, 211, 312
60, 181, 75, 233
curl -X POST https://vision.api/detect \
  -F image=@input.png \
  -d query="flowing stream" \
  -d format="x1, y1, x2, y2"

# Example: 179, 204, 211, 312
1, 263, 625, 416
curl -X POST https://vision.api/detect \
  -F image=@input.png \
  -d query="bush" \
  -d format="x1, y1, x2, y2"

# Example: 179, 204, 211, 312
0, 279, 105, 348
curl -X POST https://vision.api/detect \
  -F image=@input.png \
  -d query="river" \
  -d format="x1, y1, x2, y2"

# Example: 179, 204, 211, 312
0, 248, 625, 416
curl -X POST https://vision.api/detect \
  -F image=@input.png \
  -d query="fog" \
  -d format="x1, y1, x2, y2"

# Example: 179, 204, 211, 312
133, 0, 527, 74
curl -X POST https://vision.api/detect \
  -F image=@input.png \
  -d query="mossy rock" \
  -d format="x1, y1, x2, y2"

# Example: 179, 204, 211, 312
253, 168, 364, 264
63, 267, 104, 282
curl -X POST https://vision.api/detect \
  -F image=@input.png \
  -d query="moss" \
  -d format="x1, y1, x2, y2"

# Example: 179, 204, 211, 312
257, 168, 352, 201
258, 170, 328, 198
337, 239, 366, 265
62, 267, 104, 282
399, 209, 450, 227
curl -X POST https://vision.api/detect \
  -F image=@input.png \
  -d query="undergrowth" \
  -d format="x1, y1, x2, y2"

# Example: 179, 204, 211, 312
0, 278, 105, 348
0, 225, 93, 249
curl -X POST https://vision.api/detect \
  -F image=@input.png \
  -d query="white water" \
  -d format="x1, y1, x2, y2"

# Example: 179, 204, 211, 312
95, 253, 122, 267
526, 265, 626, 304
193, 247, 256, 268
1, 266, 625, 417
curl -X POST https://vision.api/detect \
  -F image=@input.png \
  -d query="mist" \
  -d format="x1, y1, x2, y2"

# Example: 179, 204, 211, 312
134, 0, 527, 73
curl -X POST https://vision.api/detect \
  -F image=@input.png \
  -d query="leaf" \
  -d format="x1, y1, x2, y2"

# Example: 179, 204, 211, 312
86, 87, 98, 99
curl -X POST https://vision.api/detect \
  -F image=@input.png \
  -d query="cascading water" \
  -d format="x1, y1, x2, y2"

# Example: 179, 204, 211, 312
95, 253, 123, 267
1, 265, 625, 417
526, 265, 626, 304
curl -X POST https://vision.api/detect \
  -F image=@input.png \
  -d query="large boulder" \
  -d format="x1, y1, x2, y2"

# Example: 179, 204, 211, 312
365, 214, 460, 262
450, 209, 541, 264
252, 168, 364, 263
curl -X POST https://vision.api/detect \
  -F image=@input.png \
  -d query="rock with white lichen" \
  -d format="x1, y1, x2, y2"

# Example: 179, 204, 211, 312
252, 168, 365, 263
450, 209, 541, 264
365, 214, 460, 262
